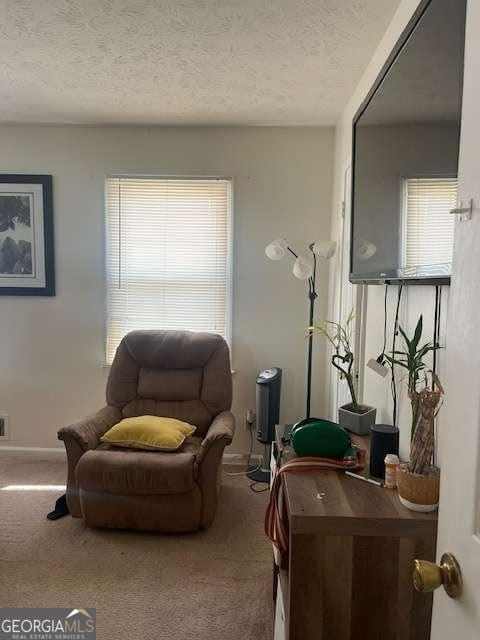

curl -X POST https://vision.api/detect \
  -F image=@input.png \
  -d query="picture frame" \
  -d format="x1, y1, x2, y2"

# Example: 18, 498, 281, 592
0, 174, 55, 296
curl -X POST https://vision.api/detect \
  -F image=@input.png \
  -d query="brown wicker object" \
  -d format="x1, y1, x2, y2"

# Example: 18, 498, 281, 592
398, 372, 443, 511
397, 464, 440, 509
409, 372, 444, 475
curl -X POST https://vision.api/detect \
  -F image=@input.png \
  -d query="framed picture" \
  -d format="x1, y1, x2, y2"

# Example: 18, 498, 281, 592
0, 174, 55, 296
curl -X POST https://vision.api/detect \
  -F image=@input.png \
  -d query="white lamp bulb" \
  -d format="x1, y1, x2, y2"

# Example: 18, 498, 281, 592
312, 240, 337, 259
356, 239, 377, 260
292, 256, 313, 280
265, 238, 288, 260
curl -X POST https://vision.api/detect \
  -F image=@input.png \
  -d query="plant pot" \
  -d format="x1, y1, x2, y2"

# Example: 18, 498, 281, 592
338, 403, 376, 436
397, 463, 440, 512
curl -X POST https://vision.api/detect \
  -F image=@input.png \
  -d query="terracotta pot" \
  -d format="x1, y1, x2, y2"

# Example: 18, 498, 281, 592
397, 463, 440, 512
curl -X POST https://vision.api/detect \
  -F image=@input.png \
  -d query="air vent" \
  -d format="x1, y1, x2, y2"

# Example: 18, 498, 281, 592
0, 415, 9, 440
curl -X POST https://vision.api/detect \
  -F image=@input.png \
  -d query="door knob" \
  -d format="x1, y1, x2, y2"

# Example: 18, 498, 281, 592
413, 552, 463, 599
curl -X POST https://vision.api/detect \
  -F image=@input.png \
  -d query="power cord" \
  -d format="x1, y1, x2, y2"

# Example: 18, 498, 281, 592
374, 283, 389, 365
432, 285, 442, 465
391, 284, 403, 428
366, 284, 390, 378
248, 441, 271, 492
380, 283, 388, 363
249, 481, 269, 493
224, 412, 272, 492
224, 412, 261, 477
433, 285, 441, 386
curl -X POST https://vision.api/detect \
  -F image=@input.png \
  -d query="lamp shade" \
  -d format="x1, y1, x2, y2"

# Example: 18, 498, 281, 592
312, 240, 337, 259
292, 256, 313, 280
265, 238, 288, 260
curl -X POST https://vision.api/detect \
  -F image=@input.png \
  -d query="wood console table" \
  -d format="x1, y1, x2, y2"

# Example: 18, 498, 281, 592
272, 425, 437, 640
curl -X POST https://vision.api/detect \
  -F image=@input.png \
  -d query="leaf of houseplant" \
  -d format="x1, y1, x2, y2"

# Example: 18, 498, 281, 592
416, 343, 437, 358
384, 354, 409, 368
412, 315, 423, 351
398, 325, 411, 352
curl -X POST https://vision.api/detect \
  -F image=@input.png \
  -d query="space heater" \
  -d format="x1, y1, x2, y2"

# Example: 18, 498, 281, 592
247, 367, 282, 483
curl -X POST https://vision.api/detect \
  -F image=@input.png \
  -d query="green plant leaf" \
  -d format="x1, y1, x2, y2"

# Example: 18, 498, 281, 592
384, 354, 409, 368
346, 308, 355, 326
416, 343, 439, 360
398, 325, 411, 350
412, 315, 423, 351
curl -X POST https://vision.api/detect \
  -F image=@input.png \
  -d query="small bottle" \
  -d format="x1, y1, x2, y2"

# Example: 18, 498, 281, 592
384, 454, 400, 489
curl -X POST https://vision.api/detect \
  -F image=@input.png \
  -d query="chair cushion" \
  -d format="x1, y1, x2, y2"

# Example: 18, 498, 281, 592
76, 437, 202, 495
106, 330, 233, 437
100, 415, 196, 451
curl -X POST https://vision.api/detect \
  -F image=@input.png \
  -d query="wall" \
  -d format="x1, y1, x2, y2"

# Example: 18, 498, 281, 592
0, 125, 334, 454
327, 0, 450, 460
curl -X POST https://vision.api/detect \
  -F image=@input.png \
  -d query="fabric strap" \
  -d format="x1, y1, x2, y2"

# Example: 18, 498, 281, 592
265, 449, 366, 555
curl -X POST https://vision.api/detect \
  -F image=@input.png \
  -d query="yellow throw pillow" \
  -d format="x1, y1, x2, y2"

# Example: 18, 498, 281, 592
100, 416, 197, 451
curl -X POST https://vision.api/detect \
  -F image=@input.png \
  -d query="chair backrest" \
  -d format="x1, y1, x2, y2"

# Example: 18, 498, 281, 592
106, 330, 232, 437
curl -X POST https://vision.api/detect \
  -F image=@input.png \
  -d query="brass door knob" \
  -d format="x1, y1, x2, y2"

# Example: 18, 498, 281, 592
413, 552, 463, 599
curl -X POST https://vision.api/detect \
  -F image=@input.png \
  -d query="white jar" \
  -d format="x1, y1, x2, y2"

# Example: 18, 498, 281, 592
384, 454, 400, 489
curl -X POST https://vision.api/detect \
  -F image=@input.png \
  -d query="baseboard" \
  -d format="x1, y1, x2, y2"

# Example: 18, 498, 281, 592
223, 452, 262, 466
0, 446, 66, 460
0, 447, 260, 466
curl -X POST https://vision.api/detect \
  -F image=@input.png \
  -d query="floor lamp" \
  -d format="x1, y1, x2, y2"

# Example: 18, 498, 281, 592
265, 238, 337, 419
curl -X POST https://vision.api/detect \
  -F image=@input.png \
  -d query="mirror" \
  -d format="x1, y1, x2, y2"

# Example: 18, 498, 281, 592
351, 0, 466, 284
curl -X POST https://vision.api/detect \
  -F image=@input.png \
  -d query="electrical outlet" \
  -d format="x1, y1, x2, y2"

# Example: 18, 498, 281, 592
0, 415, 9, 440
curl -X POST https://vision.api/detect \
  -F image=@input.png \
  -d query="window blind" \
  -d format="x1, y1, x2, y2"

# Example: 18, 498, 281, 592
105, 176, 232, 365
403, 177, 457, 270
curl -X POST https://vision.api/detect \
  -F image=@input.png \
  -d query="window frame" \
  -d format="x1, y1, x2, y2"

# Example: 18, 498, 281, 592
103, 174, 234, 367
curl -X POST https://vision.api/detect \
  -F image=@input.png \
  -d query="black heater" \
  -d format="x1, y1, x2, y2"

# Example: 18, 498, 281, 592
247, 367, 282, 483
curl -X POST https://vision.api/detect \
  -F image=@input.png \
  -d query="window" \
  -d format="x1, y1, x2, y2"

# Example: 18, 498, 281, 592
402, 177, 457, 271
105, 176, 232, 365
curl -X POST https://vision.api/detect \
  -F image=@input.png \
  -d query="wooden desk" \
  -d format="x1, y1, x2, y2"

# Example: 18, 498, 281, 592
272, 425, 437, 640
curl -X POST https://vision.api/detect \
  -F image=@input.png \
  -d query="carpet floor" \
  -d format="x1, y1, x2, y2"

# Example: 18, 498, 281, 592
0, 453, 273, 640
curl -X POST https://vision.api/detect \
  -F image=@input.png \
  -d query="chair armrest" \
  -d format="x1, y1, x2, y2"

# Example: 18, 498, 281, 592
58, 405, 122, 452
197, 411, 235, 465
196, 411, 235, 526
58, 405, 122, 517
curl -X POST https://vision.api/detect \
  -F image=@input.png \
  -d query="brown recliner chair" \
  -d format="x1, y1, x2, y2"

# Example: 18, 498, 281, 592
58, 330, 234, 532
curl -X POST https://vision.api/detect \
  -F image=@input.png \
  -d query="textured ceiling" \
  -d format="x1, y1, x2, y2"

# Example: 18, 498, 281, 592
0, 0, 400, 126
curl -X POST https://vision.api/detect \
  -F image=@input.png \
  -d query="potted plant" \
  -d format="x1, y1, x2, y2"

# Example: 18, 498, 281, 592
385, 316, 442, 512
385, 316, 439, 441
311, 310, 376, 435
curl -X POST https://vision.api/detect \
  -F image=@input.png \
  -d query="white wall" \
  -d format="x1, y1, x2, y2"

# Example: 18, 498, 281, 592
0, 125, 334, 454
327, 0, 450, 460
